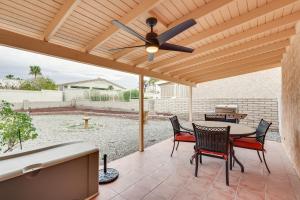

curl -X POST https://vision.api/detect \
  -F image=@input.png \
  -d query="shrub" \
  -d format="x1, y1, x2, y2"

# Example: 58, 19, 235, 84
130, 89, 139, 99
19, 77, 57, 91
19, 80, 38, 90
122, 89, 139, 101
123, 90, 131, 102
0, 101, 37, 152
36, 77, 57, 90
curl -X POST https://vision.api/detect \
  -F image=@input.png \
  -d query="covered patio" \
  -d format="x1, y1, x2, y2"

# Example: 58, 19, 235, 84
0, 0, 300, 200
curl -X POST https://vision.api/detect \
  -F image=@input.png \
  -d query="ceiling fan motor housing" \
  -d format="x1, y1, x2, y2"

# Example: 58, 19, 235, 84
146, 17, 157, 28
146, 32, 159, 47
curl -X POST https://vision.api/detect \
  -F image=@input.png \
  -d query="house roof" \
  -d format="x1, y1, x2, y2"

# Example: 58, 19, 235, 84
59, 77, 126, 89
0, 0, 299, 86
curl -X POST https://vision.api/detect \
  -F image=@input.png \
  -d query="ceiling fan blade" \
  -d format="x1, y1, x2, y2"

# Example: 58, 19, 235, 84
148, 53, 154, 62
157, 19, 196, 45
159, 43, 194, 53
112, 20, 150, 43
109, 45, 145, 51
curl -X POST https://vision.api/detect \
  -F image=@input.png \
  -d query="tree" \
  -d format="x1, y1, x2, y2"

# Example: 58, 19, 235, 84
107, 85, 114, 90
5, 74, 14, 79
29, 65, 42, 79
0, 101, 37, 152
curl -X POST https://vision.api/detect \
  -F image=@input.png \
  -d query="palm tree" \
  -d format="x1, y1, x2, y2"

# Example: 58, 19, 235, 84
5, 74, 14, 79
148, 78, 158, 86
29, 65, 42, 79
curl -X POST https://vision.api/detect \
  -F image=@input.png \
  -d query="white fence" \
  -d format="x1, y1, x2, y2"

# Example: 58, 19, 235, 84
0, 89, 63, 103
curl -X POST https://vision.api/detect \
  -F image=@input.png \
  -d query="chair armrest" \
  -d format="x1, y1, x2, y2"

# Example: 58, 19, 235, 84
180, 125, 194, 134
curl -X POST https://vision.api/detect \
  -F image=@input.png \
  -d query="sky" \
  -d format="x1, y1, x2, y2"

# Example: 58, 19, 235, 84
0, 45, 139, 89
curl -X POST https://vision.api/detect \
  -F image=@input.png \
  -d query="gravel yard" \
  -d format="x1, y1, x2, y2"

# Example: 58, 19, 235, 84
18, 114, 280, 163
22, 114, 174, 163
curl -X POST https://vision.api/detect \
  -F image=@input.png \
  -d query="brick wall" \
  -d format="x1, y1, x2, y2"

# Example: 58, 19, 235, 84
152, 98, 279, 132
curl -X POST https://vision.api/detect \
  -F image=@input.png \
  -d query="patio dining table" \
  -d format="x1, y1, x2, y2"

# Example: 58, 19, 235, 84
192, 121, 256, 172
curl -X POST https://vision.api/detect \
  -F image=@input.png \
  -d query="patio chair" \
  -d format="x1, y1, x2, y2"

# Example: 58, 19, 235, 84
232, 119, 272, 173
192, 123, 231, 185
204, 113, 226, 122
169, 115, 195, 157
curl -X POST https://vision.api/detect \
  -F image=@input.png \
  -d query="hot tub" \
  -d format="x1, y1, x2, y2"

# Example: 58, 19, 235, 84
0, 141, 99, 200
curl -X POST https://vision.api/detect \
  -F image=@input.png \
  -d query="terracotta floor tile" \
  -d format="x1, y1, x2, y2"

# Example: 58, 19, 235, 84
120, 184, 152, 200
111, 195, 127, 200
236, 186, 265, 200
92, 140, 300, 200
204, 188, 236, 200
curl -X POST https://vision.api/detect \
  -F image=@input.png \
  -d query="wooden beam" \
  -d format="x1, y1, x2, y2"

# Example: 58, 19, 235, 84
112, 0, 232, 61
187, 55, 282, 82
161, 29, 293, 76
190, 58, 281, 82
157, 11, 300, 72
185, 51, 284, 80
139, 75, 144, 152
173, 42, 288, 78
134, 0, 297, 66
85, 0, 162, 52
43, 0, 80, 41
192, 61, 281, 83
148, 11, 300, 71
0, 28, 194, 86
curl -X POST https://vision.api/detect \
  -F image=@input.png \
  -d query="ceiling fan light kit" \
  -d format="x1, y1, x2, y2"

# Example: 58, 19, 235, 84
110, 17, 197, 61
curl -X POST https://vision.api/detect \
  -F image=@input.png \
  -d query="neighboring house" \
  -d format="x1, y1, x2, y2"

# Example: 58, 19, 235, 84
59, 78, 126, 91
156, 81, 188, 98
59, 78, 126, 101
157, 68, 281, 99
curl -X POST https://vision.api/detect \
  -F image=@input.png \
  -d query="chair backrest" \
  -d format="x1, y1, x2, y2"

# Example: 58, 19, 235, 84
256, 119, 272, 144
169, 115, 181, 135
204, 113, 226, 122
192, 123, 230, 154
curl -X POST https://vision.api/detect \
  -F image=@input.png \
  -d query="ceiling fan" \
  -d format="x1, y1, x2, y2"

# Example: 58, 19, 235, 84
110, 17, 197, 61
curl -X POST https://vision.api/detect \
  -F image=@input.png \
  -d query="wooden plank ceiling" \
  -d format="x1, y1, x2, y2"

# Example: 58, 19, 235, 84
0, 0, 299, 86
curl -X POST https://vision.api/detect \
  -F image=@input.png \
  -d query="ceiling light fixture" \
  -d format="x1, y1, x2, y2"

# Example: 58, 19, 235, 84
146, 45, 159, 53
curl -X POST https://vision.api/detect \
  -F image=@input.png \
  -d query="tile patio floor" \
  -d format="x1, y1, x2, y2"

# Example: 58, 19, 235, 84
93, 138, 300, 200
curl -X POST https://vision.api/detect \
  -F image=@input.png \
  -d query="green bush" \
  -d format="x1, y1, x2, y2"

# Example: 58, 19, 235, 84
123, 90, 131, 102
0, 101, 37, 152
19, 80, 38, 90
130, 89, 139, 99
122, 89, 139, 101
19, 77, 57, 91
36, 77, 57, 90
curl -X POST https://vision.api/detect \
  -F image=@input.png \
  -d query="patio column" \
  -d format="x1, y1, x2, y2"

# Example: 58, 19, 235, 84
139, 75, 144, 152
188, 86, 193, 122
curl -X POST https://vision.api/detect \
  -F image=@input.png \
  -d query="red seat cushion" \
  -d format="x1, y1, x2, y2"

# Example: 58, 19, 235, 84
175, 132, 195, 142
198, 149, 228, 160
233, 137, 263, 150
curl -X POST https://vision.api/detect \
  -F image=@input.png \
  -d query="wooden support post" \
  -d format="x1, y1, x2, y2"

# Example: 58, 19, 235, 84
139, 75, 144, 152
188, 86, 193, 122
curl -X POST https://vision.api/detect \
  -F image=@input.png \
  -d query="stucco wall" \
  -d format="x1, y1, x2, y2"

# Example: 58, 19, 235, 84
160, 68, 281, 99
0, 89, 63, 103
281, 23, 300, 177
